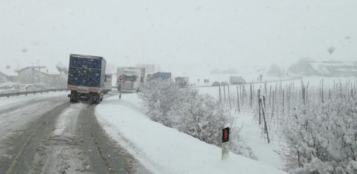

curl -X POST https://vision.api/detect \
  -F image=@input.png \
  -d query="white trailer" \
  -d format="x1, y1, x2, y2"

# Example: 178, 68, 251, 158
104, 74, 112, 94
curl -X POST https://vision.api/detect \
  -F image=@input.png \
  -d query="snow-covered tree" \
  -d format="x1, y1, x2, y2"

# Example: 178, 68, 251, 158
173, 90, 230, 144
56, 62, 68, 75
139, 79, 257, 159
268, 64, 284, 77
288, 58, 318, 76
282, 96, 357, 174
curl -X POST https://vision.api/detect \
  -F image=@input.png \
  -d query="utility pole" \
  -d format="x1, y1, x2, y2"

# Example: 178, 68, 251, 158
31, 62, 46, 84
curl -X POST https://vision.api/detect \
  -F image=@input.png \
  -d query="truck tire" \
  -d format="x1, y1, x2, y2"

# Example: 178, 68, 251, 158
70, 96, 77, 103
70, 91, 78, 103
96, 96, 100, 104
89, 93, 100, 104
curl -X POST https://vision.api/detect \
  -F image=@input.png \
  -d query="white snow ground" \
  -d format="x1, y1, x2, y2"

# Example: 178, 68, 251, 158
234, 112, 283, 169
95, 94, 287, 174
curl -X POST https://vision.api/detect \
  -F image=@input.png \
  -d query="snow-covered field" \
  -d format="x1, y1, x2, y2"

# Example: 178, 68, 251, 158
95, 94, 287, 174
196, 76, 357, 98
195, 76, 357, 171
181, 72, 288, 87
301, 76, 357, 87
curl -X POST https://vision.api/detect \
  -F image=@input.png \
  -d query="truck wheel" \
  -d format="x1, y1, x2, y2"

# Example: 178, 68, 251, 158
89, 96, 94, 104
92, 95, 100, 104
70, 97, 77, 103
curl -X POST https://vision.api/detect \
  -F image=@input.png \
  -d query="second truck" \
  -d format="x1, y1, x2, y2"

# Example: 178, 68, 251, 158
117, 67, 146, 93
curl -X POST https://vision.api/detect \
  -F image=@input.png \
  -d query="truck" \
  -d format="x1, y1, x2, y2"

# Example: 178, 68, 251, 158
175, 76, 189, 88
229, 76, 246, 85
67, 54, 107, 103
104, 74, 112, 94
147, 72, 172, 81
117, 67, 146, 93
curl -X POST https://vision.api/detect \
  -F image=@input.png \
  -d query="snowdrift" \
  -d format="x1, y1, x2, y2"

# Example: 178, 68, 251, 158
95, 94, 287, 174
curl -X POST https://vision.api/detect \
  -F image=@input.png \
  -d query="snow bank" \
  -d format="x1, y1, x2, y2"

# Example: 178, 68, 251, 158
235, 113, 283, 169
95, 94, 287, 174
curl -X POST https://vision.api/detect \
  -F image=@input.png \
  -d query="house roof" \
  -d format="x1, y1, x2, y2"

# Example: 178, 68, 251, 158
17, 66, 61, 75
17, 66, 46, 72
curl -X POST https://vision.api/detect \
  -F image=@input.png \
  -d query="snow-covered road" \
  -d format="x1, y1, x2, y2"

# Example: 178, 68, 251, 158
40, 103, 89, 174
0, 94, 68, 156
0, 92, 144, 174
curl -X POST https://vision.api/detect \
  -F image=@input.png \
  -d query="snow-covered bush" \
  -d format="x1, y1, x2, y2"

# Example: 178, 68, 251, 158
282, 96, 357, 174
173, 89, 230, 145
139, 79, 182, 127
139, 79, 257, 159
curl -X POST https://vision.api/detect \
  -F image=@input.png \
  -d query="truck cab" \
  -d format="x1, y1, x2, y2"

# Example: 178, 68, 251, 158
117, 67, 145, 93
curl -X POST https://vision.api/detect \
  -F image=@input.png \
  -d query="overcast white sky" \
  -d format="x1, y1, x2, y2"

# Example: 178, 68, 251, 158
1, 0, 356, 74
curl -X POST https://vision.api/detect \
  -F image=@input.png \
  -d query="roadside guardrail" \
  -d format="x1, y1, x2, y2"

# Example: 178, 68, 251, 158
0, 88, 68, 98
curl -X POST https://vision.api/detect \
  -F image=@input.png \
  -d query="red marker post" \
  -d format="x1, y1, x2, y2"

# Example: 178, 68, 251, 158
222, 127, 230, 160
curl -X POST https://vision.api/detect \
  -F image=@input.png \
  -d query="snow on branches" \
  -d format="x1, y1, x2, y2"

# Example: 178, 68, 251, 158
139, 79, 257, 160
282, 95, 357, 174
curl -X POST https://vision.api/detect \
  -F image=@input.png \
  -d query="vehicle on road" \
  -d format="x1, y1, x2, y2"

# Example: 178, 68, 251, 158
175, 76, 189, 88
147, 72, 172, 81
220, 81, 229, 86
117, 67, 146, 93
104, 74, 112, 94
67, 54, 107, 104
212, 81, 220, 86
230, 76, 246, 85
